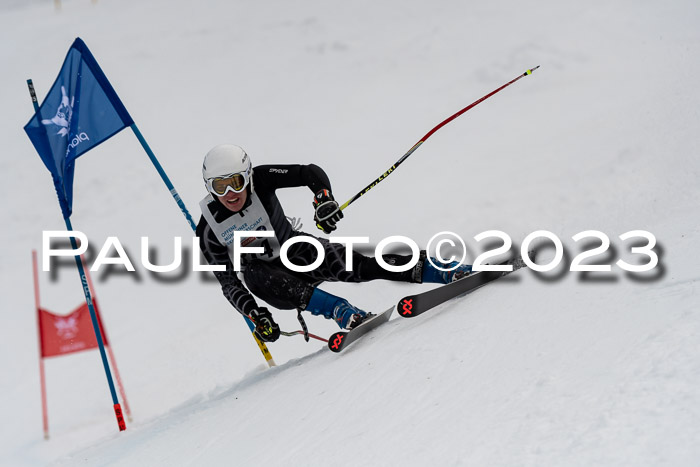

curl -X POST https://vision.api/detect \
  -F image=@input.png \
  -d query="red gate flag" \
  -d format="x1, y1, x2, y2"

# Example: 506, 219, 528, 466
33, 250, 132, 439
38, 298, 109, 358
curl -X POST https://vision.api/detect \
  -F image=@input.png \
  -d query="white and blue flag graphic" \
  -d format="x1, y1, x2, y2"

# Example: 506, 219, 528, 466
24, 37, 133, 218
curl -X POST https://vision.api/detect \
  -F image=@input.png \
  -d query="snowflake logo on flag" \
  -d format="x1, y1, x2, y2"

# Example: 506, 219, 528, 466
41, 85, 74, 137
54, 316, 79, 339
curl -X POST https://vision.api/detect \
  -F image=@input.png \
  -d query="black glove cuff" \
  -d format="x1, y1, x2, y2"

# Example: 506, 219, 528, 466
249, 306, 271, 321
313, 189, 334, 206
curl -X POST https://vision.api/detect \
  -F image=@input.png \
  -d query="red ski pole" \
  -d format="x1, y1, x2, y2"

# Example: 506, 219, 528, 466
280, 330, 329, 343
339, 66, 540, 211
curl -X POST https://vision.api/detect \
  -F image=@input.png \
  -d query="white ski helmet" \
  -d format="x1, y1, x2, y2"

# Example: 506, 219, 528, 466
202, 144, 253, 195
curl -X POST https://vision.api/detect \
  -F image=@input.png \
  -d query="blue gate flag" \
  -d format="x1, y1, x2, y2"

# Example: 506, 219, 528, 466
24, 38, 134, 219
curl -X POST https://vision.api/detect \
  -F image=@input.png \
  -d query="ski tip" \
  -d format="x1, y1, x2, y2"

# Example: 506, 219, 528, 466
525, 65, 540, 75
328, 332, 347, 353
397, 296, 417, 318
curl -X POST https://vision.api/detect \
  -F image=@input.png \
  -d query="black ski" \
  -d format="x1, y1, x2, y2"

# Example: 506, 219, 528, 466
398, 252, 533, 318
327, 306, 394, 353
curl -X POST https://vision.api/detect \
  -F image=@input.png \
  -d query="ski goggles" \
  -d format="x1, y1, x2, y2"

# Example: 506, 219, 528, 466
206, 168, 251, 196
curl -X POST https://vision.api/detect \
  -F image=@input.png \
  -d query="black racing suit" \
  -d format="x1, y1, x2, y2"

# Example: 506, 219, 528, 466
196, 164, 417, 318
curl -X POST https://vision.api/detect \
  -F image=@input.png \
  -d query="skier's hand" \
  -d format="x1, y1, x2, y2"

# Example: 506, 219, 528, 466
313, 189, 343, 234
250, 307, 280, 342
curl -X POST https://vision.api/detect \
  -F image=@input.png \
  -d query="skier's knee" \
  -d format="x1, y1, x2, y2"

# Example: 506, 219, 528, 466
243, 260, 314, 310
243, 260, 274, 297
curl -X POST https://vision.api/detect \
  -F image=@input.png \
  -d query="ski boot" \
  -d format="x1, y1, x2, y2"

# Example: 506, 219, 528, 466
305, 288, 369, 330
419, 251, 473, 284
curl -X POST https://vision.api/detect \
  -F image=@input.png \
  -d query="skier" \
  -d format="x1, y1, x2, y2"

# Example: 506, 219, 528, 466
196, 144, 472, 343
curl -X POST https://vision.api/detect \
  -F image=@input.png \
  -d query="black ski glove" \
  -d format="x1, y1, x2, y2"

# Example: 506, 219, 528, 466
313, 189, 343, 234
250, 307, 280, 342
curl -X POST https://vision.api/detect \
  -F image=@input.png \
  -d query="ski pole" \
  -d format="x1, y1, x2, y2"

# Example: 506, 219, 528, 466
339, 66, 540, 211
280, 330, 329, 343
247, 314, 329, 343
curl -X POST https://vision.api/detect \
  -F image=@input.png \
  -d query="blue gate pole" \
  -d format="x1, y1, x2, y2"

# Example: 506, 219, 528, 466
64, 217, 127, 431
129, 124, 275, 365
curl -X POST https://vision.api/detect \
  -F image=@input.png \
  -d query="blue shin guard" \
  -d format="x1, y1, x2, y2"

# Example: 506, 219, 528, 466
422, 257, 472, 284
305, 288, 367, 329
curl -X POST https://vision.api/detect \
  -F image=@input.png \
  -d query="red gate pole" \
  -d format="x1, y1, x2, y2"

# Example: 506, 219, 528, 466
32, 250, 50, 440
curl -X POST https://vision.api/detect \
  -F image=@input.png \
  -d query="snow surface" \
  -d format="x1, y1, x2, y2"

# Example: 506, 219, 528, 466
1, 0, 699, 465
